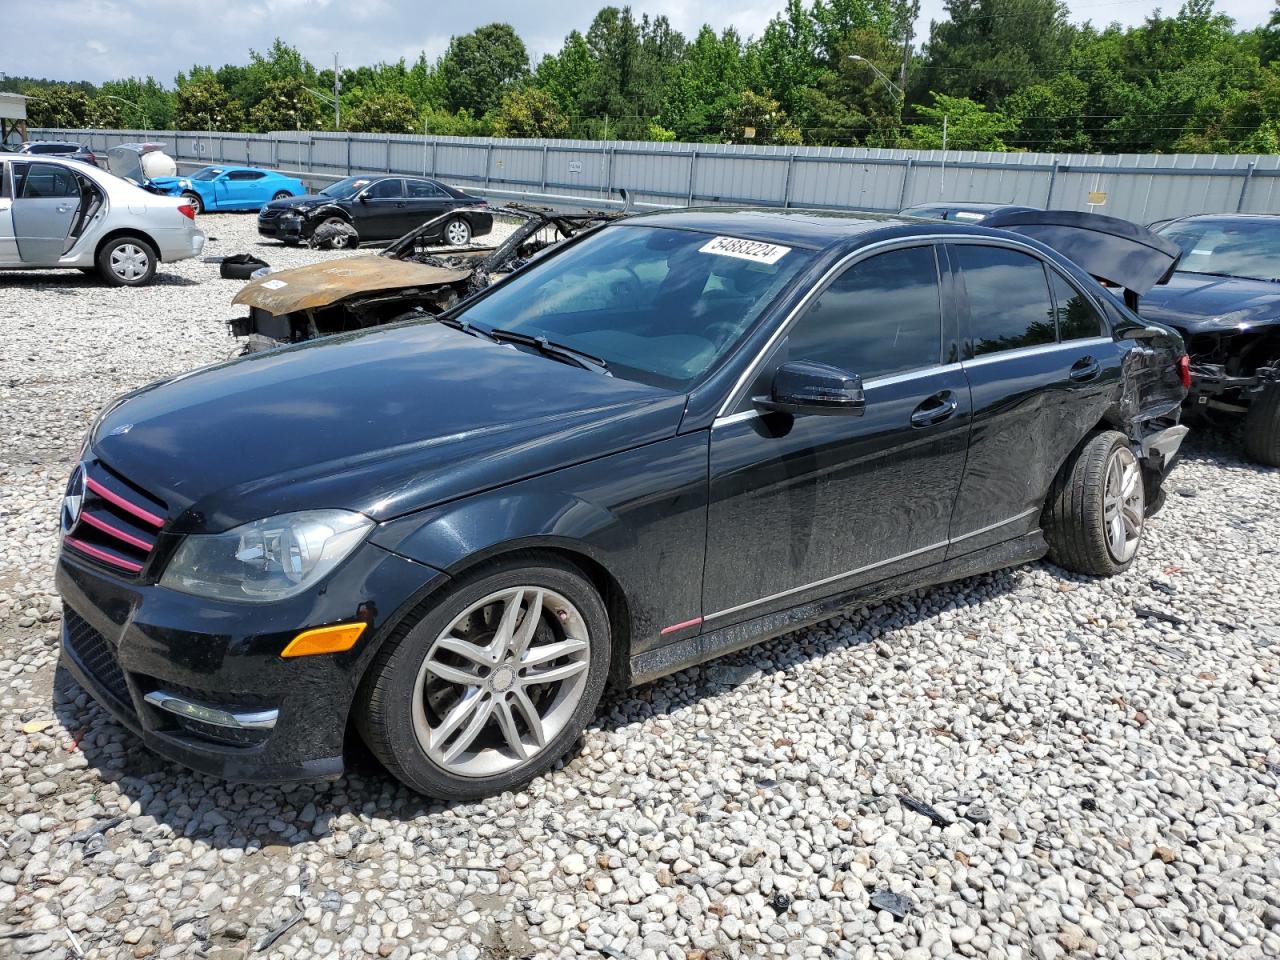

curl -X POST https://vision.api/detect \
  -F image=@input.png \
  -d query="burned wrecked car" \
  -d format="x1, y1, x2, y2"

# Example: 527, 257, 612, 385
230, 203, 625, 352
1140, 214, 1280, 466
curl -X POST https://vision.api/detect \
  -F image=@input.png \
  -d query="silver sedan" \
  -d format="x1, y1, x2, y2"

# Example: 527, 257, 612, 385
0, 154, 205, 286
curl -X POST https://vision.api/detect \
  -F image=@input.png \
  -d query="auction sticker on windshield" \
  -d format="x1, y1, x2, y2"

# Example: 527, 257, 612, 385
699, 236, 791, 264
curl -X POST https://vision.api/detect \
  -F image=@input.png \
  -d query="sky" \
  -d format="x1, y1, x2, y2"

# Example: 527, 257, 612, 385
0, 0, 1271, 86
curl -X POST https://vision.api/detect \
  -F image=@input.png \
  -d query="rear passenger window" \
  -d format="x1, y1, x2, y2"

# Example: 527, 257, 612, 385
955, 245, 1056, 356
1048, 271, 1106, 341
21, 162, 79, 199
786, 246, 943, 379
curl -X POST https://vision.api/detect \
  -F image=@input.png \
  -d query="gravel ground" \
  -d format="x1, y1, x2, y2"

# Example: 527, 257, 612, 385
1, 213, 1278, 960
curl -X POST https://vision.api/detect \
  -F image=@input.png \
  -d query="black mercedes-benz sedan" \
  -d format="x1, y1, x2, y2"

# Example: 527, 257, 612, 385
57, 208, 1190, 799
257, 174, 492, 248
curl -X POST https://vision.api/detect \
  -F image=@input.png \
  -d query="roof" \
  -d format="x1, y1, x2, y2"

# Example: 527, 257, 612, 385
626, 207, 917, 249
0, 92, 28, 121
902, 201, 1032, 213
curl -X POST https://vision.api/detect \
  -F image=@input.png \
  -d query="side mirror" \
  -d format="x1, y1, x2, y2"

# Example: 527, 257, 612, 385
755, 360, 865, 416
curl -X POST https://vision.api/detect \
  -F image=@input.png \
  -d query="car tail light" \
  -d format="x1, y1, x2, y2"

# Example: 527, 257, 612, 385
1176, 354, 1192, 389
178, 203, 196, 220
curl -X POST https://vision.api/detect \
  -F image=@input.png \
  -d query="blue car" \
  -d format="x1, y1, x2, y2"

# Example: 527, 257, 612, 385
150, 166, 306, 215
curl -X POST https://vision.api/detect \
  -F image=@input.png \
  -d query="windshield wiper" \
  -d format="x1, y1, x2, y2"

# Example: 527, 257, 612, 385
437, 316, 499, 342
488, 328, 611, 375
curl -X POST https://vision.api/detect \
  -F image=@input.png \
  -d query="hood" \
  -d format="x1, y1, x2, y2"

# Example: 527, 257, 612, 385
263, 192, 331, 212
1139, 272, 1280, 334
147, 175, 188, 193
90, 322, 685, 533
232, 255, 471, 316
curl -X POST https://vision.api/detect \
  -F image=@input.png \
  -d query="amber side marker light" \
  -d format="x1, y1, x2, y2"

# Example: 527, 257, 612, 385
281, 622, 368, 658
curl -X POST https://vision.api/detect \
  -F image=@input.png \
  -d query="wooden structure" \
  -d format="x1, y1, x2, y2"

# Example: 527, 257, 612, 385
0, 92, 29, 148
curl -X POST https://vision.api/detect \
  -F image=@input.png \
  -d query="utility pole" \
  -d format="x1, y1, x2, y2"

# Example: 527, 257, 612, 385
940, 114, 948, 198
333, 53, 341, 130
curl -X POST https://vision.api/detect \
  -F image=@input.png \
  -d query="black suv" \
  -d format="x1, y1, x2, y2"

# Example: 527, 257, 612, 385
57, 208, 1188, 799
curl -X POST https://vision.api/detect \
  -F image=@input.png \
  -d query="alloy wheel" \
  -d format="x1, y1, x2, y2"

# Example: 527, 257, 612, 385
110, 244, 150, 283
445, 219, 470, 246
1102, 445, 1143, 563
412, 586, 591, 777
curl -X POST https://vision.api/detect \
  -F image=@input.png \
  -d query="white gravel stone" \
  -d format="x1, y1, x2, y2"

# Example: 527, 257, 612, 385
0, 212, 1277, 960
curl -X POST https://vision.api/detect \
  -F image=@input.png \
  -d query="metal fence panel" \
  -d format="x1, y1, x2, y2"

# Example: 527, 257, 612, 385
31, 126, 1279, 222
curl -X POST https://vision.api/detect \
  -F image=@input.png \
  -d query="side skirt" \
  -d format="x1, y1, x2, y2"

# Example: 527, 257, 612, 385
627, 531, 1047, 687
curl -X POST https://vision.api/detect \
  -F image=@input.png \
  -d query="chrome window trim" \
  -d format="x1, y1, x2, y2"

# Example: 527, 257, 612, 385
712, 360, 966, 430
716, 232, 1071, 418
962, 336, 1114, 369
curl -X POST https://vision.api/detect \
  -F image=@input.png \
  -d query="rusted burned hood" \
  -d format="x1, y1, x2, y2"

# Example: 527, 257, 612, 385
232, 255, 472, 316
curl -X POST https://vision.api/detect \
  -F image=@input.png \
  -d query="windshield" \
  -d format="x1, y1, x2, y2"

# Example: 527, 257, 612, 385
454, 224, 815, 389
320, 176, 371, 199
191, 167, 223, 181
1158, 219, 1280, 283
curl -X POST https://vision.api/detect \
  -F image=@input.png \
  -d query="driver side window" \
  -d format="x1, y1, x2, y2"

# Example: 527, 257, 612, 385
365, 179, 403, 200
785, 245, 944, 380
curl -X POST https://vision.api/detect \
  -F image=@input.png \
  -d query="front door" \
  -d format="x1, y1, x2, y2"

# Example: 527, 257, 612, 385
946, 241, 1122, 554
221, 170, 268, 209
354, 177, 407, 241
12, 161, 81, 265
703, 243, 972, 629
0, 163, 18, 265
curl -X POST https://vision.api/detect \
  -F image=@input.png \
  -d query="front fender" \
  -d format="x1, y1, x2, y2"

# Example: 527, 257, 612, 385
366, 431, 711, 662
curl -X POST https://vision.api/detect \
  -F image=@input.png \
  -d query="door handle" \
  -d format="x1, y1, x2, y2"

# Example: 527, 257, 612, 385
911, 391, 959, 428
56, 205, 75, 214
1069, 357, 1101, 382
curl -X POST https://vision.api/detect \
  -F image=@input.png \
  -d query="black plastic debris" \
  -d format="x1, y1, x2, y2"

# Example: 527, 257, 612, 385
1135, 606, 1188, 627
70, 816, 122, 844
770, 893, 792, 914
898, 794, 953, 828
220, 254, 270, 280
869, 889, 916, 919
1148, 580, 1178, 596
1081, 797, 1098, 811
963, 804, 991, 824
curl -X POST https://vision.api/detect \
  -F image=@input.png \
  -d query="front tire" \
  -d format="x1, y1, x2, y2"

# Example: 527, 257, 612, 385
355, 557, 610, 800
181, 191, 203, 215
443, 216, 472, 247
97, 236, 158, 287
1042, 431, 1146, 576
1243, 385, 1280, 467
271, 190, 292, 201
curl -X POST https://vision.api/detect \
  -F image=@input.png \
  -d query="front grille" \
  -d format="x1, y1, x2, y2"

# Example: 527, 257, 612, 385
63, 462, 167, 577
172, 715, 271, 748
258, 208, 282, 221
64, 606, 133, 710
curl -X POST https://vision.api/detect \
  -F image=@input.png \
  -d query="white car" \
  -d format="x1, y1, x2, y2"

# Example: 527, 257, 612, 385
0, 154, 204, 286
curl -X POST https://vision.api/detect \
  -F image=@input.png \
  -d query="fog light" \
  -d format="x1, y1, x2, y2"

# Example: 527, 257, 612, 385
280, 622, 367, 658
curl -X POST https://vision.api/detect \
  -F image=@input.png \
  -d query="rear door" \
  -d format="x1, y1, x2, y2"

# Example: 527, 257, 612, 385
12, 161, 82, 265
354, 177, 407, 240
403, 178, 454, 234
946, 241, 1119, 555
702, 243, 972, 628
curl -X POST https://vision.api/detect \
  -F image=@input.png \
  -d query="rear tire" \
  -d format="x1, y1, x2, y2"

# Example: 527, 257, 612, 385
1042, 431, 1145, 577
181, 191, 203, 215
443, 217, 472, 247
1243, 385, 1280, 467
355, 556, 610, 800
96, 236, 158, 287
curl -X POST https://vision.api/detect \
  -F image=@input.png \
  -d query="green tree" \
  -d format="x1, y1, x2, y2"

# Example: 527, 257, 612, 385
914, 0, 1076, 107
345, 91, 420, 133
663, 26, 746, 141
492, 87, 570, 137
439, 23, 529, 116
722, 89, 803, 144
535, 30, 597, 123
248, 76, 323, 132
22, 83, 93, 127
750, 0, 823, 123
905, 92, 1016, 148
175, 69, 245, 131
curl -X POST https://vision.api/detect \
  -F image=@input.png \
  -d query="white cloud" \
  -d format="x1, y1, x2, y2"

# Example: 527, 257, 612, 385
0, 0, 1269, 85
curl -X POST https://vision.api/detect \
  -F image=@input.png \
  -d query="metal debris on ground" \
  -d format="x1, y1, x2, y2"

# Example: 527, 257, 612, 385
869, 889, 917, 919
898, 793, 954, 828
69, 816, 123, 843
1135, 606, 1189, 627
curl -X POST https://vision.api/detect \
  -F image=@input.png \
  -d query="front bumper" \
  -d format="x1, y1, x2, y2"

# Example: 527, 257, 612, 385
56, 540, 447, 783
258, 214, 306, 241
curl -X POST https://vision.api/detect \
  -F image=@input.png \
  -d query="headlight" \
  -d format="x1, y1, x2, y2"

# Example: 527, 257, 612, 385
180, 179, 191, 188
160, 510, 373, 602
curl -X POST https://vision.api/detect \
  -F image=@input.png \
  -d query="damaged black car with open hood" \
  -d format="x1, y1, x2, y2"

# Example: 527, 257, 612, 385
56, 207, 1189, 799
